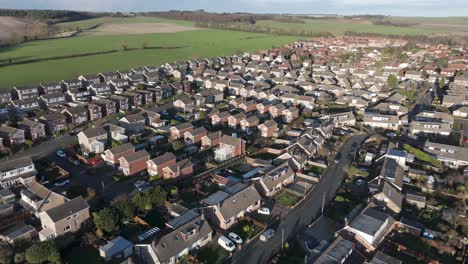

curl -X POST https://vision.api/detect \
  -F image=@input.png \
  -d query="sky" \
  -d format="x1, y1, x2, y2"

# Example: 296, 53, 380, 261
0, 0, 467, 17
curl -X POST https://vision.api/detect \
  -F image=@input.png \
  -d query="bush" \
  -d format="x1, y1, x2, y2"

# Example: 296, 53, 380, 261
243, 225, 250, 233
93, 207, 121, 233
25, 241, 61, 264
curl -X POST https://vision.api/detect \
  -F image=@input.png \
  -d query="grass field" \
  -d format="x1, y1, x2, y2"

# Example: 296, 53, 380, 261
0, 28, 298, 87
254, 19, 442, 36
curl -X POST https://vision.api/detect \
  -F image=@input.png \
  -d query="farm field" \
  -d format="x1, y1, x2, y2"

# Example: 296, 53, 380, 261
254, 19, 443, 36
0, 29, 298, 87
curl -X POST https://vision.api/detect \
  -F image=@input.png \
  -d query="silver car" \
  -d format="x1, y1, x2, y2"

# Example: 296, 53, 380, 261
260, 229, 275, 242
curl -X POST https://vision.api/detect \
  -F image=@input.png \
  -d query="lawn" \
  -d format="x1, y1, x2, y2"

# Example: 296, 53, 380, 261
325, 192, 361, 223
0, 29, 298, 87
231, 220, 263, 241
65, 245, 103, 264
276, 190, 302, 207
197, 241, 229, 264
403, 144, 442, 168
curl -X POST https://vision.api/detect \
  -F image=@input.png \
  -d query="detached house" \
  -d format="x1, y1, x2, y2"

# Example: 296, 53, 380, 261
119, 150, 150, 176
240, 116, 260, 132
109, 95, 129, 112
38, 197, 90, 241
102, 143, 135, 166
258, 120, 278, 138
255, 164, 295, 197
210, 111, 230, 126
119, 113, 146, 135
147, 152, 177, 177
39, 112, 68, 135
162, 159, 193, 180
202, 183, 261, 230
77, 126, 108, 155
0, 125, 25, 147
214, 135, 245, 161
184, 127, 207, 145
122, 92, 142, 109
93, 99, 116, 117
18, 119, 46, 141
174, 97, 195, 113
86, 103, 102, 121
201, 131, 222, 150
270, 104, 285, 118
170, 122, 193, 140
61, 106, 88, 127
227, 112, 246, 128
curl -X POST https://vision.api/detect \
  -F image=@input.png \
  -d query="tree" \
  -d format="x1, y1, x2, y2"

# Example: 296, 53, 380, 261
93, 207, 121, 233
114, 200, 135, 220
387, 74, 398, 88
25, 241, 61, 264
150, 186, 167, 207
132, 190, 153, 211
439, 78, 446, 89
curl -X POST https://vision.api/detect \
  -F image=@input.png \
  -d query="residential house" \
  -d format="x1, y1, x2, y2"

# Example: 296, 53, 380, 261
122, 92, 142, 108
210, 111, 230, 126
66, 87, 91, 102
363, 113, 400, 130
18, 119, 46, 141
170, 122, 193, 140
0, 157, 36, 188
184, 127, 207, 145
373, 181, 403, 214
282, 107, 299, 123
201, 183, 261, 230
104, 124, 128, 143
201, 131, 222, 150
10, 98, 40, 113
38, 93, 67, 108
109, 95, 129, 112
452, 106, 468, 118
102, 143, 135, 166
38, 82, 63, 95
119, 150, 150, 176
38, 197, 90, 241
238, 100, 257, 113
214, 135, 245, 161
86, 103, 102, 121
409, 121, 451, 136
270, 104, 285, 118
77, 126, 108, 155
258, 120, 278, 138
61, 106, 88, 127
39, 112, 68, 135
240, 116, 260, 132
424, 141, 468, 168
93, 99, 117, 117
330, 111, 356, 127
89, 83, 112, 96
255, 164, 295, 197
0, 125, 25, 147
119, 113, 146, 135
227, 112, 246, 128
20, 181, 67, 217
147, 152, 177, 177
135, 90, 154, 105
162, 159, 193, 180
405, 192, 426, 209
12, 86, 39, 100
174, 97, 195, 113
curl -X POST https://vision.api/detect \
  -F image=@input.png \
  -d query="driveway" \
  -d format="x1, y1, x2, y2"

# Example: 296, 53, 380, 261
229, 134, 368, 264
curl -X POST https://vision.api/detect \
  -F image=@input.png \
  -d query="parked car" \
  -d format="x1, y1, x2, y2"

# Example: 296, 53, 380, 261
356, 179, 366, 185
54, 179, 70, 187
260, 229, 275, 242
228, 232, 243, 244
334, 152, 342, 163
218, 236, 236, 252
56, 150, 67, 158
258, 207, 271, 215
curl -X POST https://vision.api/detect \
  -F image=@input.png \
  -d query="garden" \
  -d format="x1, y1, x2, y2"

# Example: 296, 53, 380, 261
231, 220, 264, 241
276, 189, 302, 207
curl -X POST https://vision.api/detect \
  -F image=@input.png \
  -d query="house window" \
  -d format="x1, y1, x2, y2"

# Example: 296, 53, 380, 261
66, 216, 72, 220
64, 225, 71, 231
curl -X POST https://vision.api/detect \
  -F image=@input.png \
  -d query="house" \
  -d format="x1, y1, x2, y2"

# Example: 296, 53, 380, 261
344, 206, 394, 252
38, 93, 67, 108
370, 251, 402, 264
210, 111, 230, 126
258, 120, 278, 138
170, 122, 193, 140
10, 98, 40, 113
330, 111, 356, 127
214, 135, 245, 161
372, 103, 408, 117
38, 82, 63, 95
18, 119, 46, 141
77, 126, 108, 155
61, 106, 88, 127
147, 152, 177, 177
378, 158, 405, 190
162, 159, 193, 180
109, 95, 129, 112
139, 215, 212, 264
409, 121, 451, 136
314, 237, 355, 264
405, 192, 426, 209
122, 92, 142, 108
0, 125, 25, 147
119, 150, 150, 176
12, 85, 39, 100
86, 103, 102, 121
452, 106, 468, 118
39, 112, 68, 135
227, 112, 246, 128
102, 143, 135, 166
240, 116, 260, 132
100, 236, 133, 261
174, 97, 195, 113
202, 183, 261, 230
270, 103, 286, 118
93, 99, 117, 116
424, 141, 468, 168
363, 113, 400, 130
184, 127, 207, 145
135, 90, 154, 105
255, 164, 295, 197
38, 197, 90, 241
20, 181, 67, 217
335, 96, 368, 109
373, 181, 403, 214
282, 107, 299, 123
66, 87, 91, 102
119, 113, 146, 135
0, 157, 36, 188
238, 100, 257, 113
201, 131, 222, 150
104, 124, 128, 143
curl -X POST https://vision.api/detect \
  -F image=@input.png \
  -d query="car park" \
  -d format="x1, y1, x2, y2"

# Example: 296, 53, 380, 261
218, 236, 236, 252
228, 232, 243, 244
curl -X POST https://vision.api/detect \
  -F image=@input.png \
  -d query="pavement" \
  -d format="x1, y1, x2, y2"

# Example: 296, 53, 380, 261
229, 134, 368, 264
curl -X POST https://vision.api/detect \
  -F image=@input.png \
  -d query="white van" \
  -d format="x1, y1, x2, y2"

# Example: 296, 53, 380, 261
218, 236, 236, 252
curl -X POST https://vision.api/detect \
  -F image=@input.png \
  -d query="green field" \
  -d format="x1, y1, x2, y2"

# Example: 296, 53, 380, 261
254, 19, 441, 36
0, 29, 298, 87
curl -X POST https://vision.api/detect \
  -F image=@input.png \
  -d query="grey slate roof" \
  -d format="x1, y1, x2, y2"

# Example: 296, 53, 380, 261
45, 196, 89, 222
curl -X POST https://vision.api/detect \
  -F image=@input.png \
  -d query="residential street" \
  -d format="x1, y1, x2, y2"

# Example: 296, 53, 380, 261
229, 134, 368, 264
408, 82, 434, 120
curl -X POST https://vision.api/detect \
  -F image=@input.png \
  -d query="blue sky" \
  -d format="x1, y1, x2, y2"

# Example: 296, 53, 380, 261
0, 0, 467, 17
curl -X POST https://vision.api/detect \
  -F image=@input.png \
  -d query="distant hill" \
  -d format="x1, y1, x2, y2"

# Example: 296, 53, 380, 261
0, 9, 104, 24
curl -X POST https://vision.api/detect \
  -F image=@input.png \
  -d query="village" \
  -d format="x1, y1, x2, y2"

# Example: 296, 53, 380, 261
0, 36, 467, 264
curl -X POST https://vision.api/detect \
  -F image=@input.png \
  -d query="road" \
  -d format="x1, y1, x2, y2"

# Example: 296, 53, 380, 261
408, 82, 434, 120
455, 118, 468, 147
230, 134, 368, 264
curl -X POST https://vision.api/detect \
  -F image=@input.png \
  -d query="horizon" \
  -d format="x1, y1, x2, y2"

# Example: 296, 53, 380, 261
0, 0, 468, 17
